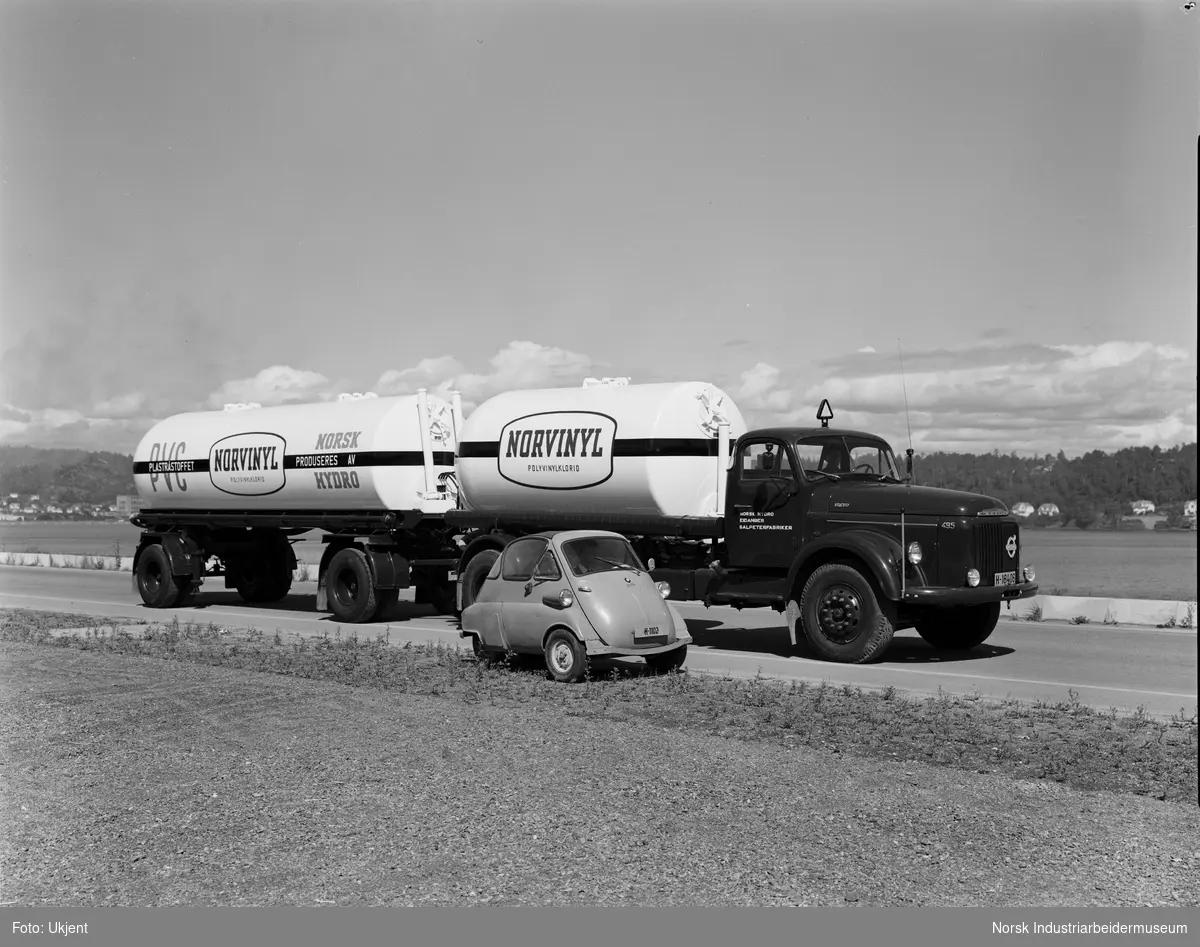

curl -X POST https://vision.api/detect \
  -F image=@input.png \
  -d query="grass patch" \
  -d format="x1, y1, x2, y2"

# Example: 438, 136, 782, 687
1, 607, 1195, 804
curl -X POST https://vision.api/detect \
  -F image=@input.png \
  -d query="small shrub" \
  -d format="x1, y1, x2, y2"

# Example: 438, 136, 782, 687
1024, 604, 1042, 622
1070, 614, 1090, 625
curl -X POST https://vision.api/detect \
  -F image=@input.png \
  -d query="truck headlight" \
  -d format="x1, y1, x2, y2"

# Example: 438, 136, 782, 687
966, 568, 980, 588
558, 589, 574, 608
1023, 564, 1036, 582
655, 581, 671, 599
907, 542, 922, 565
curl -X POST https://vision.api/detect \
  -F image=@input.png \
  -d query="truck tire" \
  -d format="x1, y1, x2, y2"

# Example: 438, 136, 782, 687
233, 560, 291, 603
915, 602, 1001, 651
795, 563, 895, 664
460, 549, 500, 611
326, 547, 380, 623
135, 544, 187, 609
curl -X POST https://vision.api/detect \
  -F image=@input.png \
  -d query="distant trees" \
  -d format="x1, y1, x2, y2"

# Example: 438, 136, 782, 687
913, 442, 1197, 528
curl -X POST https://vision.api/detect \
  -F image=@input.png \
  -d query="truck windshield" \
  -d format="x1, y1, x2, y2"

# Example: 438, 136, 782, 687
794, 436, 902, 481
562, 536, 645, 577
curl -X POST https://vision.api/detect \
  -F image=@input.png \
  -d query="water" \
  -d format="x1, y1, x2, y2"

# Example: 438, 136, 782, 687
2, 521, 1196, 601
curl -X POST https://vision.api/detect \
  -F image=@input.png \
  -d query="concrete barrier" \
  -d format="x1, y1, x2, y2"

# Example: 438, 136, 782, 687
1, 551, 1195, 628
1007, 594, 1197, 629
0, 551, 317, 583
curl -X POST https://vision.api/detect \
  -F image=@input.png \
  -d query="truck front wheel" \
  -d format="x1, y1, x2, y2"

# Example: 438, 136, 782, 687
915, 602, 1001, 651
326, 547, 380, 623
793, 563, 895, 664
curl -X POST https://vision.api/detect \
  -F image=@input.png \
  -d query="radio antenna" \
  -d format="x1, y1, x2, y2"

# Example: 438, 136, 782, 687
898, 339, 915, 482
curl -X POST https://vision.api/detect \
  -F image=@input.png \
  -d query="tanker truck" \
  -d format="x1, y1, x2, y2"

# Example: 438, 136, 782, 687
130, 379, 1038, 665
447, 379, 1039, 664
130, 390, 464, 621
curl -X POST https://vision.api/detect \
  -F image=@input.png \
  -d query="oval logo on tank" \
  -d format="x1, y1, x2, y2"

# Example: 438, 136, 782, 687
498, 411, 617, 490
209, 432, 287, 496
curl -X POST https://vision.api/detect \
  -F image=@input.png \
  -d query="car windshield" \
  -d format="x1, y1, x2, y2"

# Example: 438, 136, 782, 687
793, 435, 902, 481
562, 536, 645, 577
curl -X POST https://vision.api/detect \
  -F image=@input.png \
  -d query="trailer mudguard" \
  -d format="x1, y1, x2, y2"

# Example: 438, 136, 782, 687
366, 546, 411, 590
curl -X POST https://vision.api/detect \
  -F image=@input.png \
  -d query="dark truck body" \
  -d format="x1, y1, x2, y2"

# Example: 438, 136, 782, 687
447, 425, 1037, 663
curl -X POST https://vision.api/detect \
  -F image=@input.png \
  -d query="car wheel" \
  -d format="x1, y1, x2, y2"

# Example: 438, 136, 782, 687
543, 628, 589, 683
326, 547, 379, 623
470, 634, 504, 666
645, 644, 687, 674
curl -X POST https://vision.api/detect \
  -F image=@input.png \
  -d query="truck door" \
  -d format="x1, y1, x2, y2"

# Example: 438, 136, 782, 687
724, 438, 806, 568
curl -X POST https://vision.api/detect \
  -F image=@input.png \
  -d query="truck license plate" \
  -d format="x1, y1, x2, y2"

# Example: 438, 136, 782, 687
633, 625, 661, 639
993, 571, 1017, 587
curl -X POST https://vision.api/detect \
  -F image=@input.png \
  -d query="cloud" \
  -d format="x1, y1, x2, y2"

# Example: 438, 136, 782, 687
92, 391, 147, 419
733, 362, 795, 412
0, 404, 158, 452
856, 345, 876, 354
729, 340, 1197, 456
204, 365, 334, 409
375, 341, 597, 411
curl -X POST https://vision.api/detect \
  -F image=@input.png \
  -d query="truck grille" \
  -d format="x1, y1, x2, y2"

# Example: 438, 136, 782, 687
973, 521, 1019, 585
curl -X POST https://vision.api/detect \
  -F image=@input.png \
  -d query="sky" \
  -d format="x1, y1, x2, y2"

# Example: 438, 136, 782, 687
0, 0, 1196, 459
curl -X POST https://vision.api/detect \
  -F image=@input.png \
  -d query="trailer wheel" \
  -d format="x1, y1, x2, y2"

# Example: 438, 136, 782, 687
543, 628, 589, 683
135, 544, 186, 609
375, 588, 400, 617
460, 549, 500, 611
795, 563, 895, 664
915, 602, 1001, 651
427, 579, 457, 616
326, 547, 380, 623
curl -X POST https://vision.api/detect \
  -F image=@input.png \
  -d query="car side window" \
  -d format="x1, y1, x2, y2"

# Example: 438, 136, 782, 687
533, 549, 562, 580
739, 440, 793, 481
500, 538, 548, 581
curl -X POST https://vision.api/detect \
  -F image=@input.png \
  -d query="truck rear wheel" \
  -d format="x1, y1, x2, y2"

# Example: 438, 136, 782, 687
326, 547, 379, 623
794, 563, 895, 664
460, 549, 500, 611
135, 544, 187, 609
916, 602, 1001, 651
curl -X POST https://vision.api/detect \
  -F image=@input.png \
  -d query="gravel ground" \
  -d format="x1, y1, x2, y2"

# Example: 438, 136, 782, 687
1, 641, 1197, 907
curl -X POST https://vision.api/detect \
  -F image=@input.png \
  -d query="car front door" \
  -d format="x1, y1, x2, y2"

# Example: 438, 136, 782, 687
724, 437, 807, 568
497, 537, 558, 651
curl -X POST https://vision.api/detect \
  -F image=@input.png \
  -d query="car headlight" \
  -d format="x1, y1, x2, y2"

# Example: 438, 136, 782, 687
966, 568, 980, 588
558, 589, 574, 608
1023, 564, 1036, 582
907, 542, 922, 565
655, 581, 671, 599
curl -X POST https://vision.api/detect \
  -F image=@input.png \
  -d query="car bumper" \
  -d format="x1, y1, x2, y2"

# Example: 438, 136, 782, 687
583, 631, 692, 658
900, 582, 1038, 606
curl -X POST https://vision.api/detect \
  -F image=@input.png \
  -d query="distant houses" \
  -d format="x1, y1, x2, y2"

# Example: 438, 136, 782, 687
1011, 502, 1035, 518
1036, 503, 1060, 518
1185, 500, 1197, 518
1131, 500, 1156, 516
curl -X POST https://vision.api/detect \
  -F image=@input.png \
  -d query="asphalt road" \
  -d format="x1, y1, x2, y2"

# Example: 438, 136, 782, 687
1, 565, 1195, 718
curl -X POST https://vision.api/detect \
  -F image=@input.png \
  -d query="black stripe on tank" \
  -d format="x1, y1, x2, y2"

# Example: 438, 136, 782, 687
134, 451, 454, 475
456, 438, 736, 459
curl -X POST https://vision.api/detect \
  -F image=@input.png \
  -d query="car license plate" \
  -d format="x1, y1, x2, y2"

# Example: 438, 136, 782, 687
633, 625, 661, 639
994, 571, 1017, 586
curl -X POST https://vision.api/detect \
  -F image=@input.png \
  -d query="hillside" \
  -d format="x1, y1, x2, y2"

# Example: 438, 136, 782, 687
0, 447, 136, 506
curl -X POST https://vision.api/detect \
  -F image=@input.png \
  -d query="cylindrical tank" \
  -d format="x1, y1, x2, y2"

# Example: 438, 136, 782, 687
133, 392, 458, 512
455, 381, 747, 518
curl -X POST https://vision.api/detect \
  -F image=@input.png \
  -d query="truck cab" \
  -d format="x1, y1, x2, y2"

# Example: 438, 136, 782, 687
704, 414, 1038, 662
